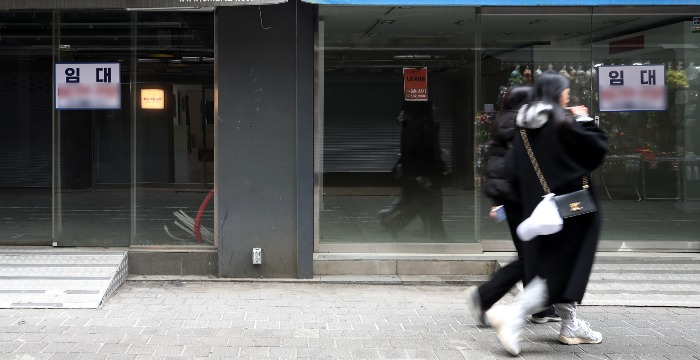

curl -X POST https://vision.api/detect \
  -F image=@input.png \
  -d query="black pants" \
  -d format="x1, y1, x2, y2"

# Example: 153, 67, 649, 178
476, 201, 556, 317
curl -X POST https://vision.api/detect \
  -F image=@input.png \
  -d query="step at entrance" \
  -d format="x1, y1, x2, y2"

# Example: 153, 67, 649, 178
0, 248, 128, 309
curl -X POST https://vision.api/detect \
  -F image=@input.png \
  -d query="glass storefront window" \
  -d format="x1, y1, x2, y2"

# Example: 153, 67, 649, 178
132, 11, 215, 246
477, 7, 594, 243
56, 10, 133, 246
316, 6, 477, 249
590, 8, 700, 243
0, 9, 215, 247
317, 5, 700, 251
0, 11, 53, 245
476, 7, 700, 247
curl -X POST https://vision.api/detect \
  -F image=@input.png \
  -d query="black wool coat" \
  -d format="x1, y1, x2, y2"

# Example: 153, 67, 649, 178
506, 108, 609, 304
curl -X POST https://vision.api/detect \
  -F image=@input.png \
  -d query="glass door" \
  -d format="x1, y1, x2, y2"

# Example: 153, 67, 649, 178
131, 10, 215, 246
54, 10, 133, 246
54, 9, 215, 247
0, 11, 54, 245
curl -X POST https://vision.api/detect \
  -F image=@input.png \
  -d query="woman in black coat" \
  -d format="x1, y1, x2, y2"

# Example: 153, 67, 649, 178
470, 85, 560, 325
488, 72, 608, 356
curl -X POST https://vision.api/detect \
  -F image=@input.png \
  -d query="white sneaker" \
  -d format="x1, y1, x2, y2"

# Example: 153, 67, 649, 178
487, 305, 525, 356
559, 319, 603, 345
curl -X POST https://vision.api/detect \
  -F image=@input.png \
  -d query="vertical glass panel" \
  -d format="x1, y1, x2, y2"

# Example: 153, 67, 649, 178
592, 7, 700, 242
56, 10, 132, 246
478, 8, 593, 243
0, 11, 53, 245
133, 11, 215, 246
317, 6, 477, 245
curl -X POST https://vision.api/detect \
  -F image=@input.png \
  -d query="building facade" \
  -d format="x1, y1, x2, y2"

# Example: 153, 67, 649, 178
0, 0, 698, 277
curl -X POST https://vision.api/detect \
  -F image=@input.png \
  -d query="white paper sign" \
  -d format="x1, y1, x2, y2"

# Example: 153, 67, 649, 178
598, 64, 666, 112
55, 62, 121, 110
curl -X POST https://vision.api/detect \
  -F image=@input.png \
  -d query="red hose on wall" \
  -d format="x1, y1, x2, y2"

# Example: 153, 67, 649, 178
194, 189, 214, 243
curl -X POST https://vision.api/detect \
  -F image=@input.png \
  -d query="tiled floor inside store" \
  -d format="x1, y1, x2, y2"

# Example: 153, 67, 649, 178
0, 188, 214, 247
319, 188, 700, 244
0, 185, 697, 246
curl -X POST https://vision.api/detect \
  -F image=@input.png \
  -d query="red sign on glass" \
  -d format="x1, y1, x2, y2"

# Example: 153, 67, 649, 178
403, 67, 428, 101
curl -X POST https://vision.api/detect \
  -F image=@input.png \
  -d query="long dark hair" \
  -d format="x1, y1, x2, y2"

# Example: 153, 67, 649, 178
503, 85, 531, 111
530, 72, 569, 106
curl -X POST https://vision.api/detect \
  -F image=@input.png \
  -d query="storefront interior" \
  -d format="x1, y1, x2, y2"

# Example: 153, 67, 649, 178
0, 5, 698, 252
0, 10, 215, 247
315, 6, 700, 251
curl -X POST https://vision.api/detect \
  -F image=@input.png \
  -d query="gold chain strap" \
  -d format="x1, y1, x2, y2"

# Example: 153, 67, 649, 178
520, 129, 551, 194
519, 129, 589, 195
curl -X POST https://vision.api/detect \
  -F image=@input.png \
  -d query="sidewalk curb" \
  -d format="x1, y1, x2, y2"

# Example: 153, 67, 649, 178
126, 274, 492, 287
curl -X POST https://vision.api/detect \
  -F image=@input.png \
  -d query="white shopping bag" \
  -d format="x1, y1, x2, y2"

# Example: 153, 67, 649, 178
516, 193, 563, 241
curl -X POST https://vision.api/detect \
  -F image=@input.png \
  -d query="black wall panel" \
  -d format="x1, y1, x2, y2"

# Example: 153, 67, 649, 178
216, 0, 314, 278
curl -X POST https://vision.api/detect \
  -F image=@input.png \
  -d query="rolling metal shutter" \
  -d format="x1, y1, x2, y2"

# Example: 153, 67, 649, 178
322, 81, 453, 173
0, 61, 52, 187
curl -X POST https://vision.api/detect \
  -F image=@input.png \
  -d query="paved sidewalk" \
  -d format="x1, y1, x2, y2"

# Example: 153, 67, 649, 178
0, 280, 698, 359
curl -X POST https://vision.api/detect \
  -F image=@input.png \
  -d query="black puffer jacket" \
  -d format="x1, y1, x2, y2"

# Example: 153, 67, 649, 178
482, 109, 519, 204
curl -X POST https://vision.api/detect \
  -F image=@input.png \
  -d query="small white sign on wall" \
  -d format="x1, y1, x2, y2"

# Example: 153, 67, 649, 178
55, 62, 121, 110
598, 64, 666, 112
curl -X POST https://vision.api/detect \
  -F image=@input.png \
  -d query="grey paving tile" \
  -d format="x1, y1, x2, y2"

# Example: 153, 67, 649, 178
70, 342, 104, 354
97, 343, 130, 354
152, 345, 184, 356
49, 354, 81, 360
14, 342, 49, 354
43, 342, 77, 353
0, 281, 697, 360
18, 332, 50, 342
181, 345, 212, 357
0, 342, 26, 354
76, 354, 109, 360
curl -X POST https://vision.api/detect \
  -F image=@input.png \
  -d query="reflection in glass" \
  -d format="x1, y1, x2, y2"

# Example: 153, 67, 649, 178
477, 8, 700, 244
377, 100, 448, 241
477, 9, 594, 243
317, 7, 476, 244
52, 10, 215, 247
133, 11, 215, 246
591, 10, 700, 242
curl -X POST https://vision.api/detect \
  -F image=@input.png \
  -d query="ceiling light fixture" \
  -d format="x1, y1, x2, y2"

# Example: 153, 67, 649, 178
393, 55, 433, 60
126, 7, 211, 11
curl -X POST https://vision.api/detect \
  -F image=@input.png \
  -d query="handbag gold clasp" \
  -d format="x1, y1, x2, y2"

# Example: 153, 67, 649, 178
569, 202, 583, 212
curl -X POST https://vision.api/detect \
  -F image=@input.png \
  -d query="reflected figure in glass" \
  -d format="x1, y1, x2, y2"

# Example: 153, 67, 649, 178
378, 100, 448, 240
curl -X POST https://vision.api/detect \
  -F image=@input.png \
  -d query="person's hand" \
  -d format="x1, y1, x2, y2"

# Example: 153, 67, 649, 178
569, 105, 589, 117
489, 206, 499, 220
569, 105, 594, 122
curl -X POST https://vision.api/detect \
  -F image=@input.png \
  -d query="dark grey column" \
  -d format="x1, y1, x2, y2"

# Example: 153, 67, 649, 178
215, 0, 314, 278
295, 2, 315, 279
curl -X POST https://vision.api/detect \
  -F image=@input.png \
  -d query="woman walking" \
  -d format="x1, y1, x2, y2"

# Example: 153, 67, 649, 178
470, 85, 560, 325
487, 72, 609, 355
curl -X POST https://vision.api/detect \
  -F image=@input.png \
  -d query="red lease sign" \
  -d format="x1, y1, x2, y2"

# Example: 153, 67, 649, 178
403, 67, 428, 101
